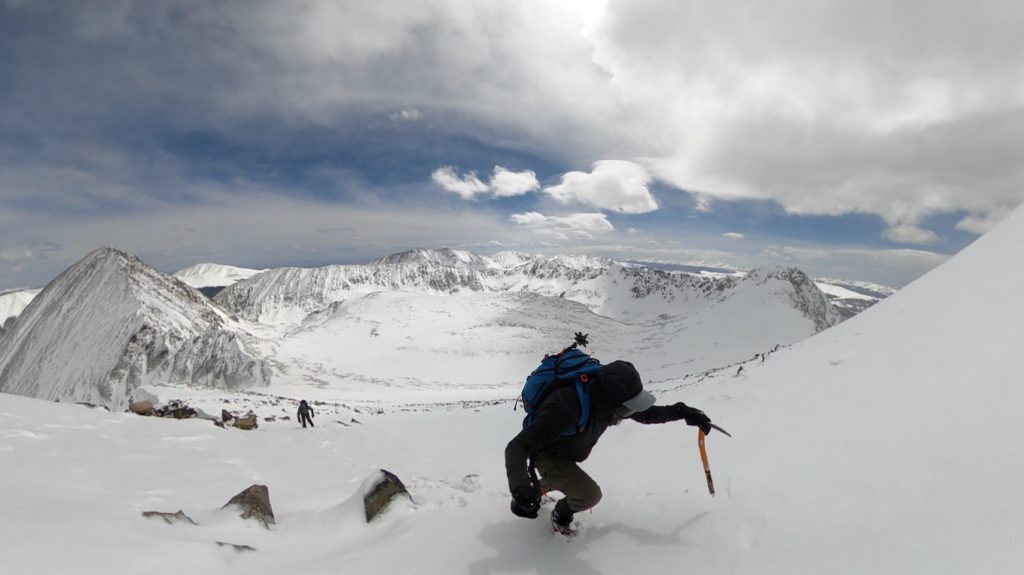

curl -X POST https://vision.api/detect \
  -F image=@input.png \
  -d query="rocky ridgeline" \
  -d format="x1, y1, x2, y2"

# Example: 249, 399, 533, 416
215, 247, 843, 331
0, 248, 270, 410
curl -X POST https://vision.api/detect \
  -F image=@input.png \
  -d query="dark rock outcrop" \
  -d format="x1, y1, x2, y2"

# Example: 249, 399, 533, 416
215, 541, 256, 552
232, 413, 258, 430
142, 510, 198, 525
363, 469, 412, 523
222, 485, 275, 528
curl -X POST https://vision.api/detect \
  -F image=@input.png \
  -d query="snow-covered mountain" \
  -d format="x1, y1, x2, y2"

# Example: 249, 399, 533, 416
0, 248, 270, 410
174, 262, 264, 298
814, 277, 895, 319
0, 287, 42, 339
216, 248, 841, 329
2, 207, 1021, 575
208, 248, 840, 400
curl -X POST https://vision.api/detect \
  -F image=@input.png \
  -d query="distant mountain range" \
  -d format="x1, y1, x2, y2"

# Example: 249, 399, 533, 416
0, 246, 885, 409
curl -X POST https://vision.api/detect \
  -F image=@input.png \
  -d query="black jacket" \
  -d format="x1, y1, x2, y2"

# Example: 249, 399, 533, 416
504, 383, 685, 493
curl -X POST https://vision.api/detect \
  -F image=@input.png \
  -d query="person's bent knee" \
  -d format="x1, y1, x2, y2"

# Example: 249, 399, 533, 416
568, 483, 602, 512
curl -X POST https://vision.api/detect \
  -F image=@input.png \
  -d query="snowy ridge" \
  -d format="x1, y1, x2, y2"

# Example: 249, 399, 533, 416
219, 252, 842, 400
0, 248, 270, 410
173, 263, 263, 289
0, 287, 41, 338
216, 248, 842, 331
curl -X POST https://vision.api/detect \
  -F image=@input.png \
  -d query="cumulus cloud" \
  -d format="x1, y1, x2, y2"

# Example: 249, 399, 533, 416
3, 0, 1021, 286
545, 160, 658, 213
431, 166, 488, 199
722, 232, 745, 240
490, 166, 540, 197
433, 165, 538, 199
589, 0, 1024, 238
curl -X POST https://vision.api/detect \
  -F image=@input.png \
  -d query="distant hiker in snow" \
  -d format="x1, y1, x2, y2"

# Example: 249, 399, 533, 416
297, 400, 315, 428
736, 365, 744, 375
505, 357, 718, 537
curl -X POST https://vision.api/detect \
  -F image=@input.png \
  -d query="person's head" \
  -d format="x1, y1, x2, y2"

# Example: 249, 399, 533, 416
599, 361, 656, 419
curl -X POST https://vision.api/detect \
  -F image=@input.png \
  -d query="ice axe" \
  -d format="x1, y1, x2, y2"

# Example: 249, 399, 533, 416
697, 424, 731, 497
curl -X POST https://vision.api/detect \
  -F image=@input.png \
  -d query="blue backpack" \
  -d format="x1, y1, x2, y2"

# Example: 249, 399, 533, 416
520, 346, 604, 435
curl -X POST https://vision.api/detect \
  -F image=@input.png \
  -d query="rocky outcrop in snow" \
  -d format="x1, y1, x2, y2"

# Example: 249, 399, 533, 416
0, 248, 270, 410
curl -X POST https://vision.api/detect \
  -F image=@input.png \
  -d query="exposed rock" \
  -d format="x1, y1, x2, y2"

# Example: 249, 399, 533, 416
216, 541, 256, 552
222, 485, 275, 528
156, 400, 196, 419
363, 469, 412, 523
221, 409, 234, 422
264, 416, 276, 422
129, 400, 155, 416
232, 414, 258, 430
142, 510, 198, 525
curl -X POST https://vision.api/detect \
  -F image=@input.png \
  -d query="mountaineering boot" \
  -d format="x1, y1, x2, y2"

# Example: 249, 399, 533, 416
550, 499, 578, 538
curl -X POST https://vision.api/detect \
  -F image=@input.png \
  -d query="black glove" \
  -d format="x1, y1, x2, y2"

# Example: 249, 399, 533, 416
510, 484, 541, 519
673, 402, 712, 434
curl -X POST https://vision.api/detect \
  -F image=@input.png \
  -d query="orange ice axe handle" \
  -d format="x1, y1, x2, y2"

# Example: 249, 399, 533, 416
698, 429, 715, 496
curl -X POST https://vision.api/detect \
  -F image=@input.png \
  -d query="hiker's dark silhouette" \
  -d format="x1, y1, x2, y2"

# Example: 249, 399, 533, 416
505, 358, 717, 537
297, 400, 315, 428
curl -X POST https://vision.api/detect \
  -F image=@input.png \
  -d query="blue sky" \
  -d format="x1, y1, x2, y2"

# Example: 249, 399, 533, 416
2, 0, 1022, 290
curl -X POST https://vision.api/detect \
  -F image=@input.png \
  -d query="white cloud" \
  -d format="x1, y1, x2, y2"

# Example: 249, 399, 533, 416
431, 166, 488, 199
433, 165, 538, 199
489, 166, 540, 197
722, 232, 745, 240
956, 207, 1014, 234
545, 160, 658, 214
510, 211, 614, 240
882, 224, 940, 245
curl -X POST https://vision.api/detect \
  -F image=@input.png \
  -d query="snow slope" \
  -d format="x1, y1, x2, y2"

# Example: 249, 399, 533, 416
0, 248, 270, 410
0, 287, 41, 324
0, 287, 41, 339
0, 204, 1019, 568
1, 206, 1021, 574
174, 263, 263, 289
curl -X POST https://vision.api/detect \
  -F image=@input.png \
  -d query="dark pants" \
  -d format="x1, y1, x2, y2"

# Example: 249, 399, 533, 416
534, 453, 602, 517
299, 413, 314, 428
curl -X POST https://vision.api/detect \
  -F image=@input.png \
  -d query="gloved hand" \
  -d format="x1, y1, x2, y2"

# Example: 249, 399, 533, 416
673, 402, 712, 434
510, 484, 541, 519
